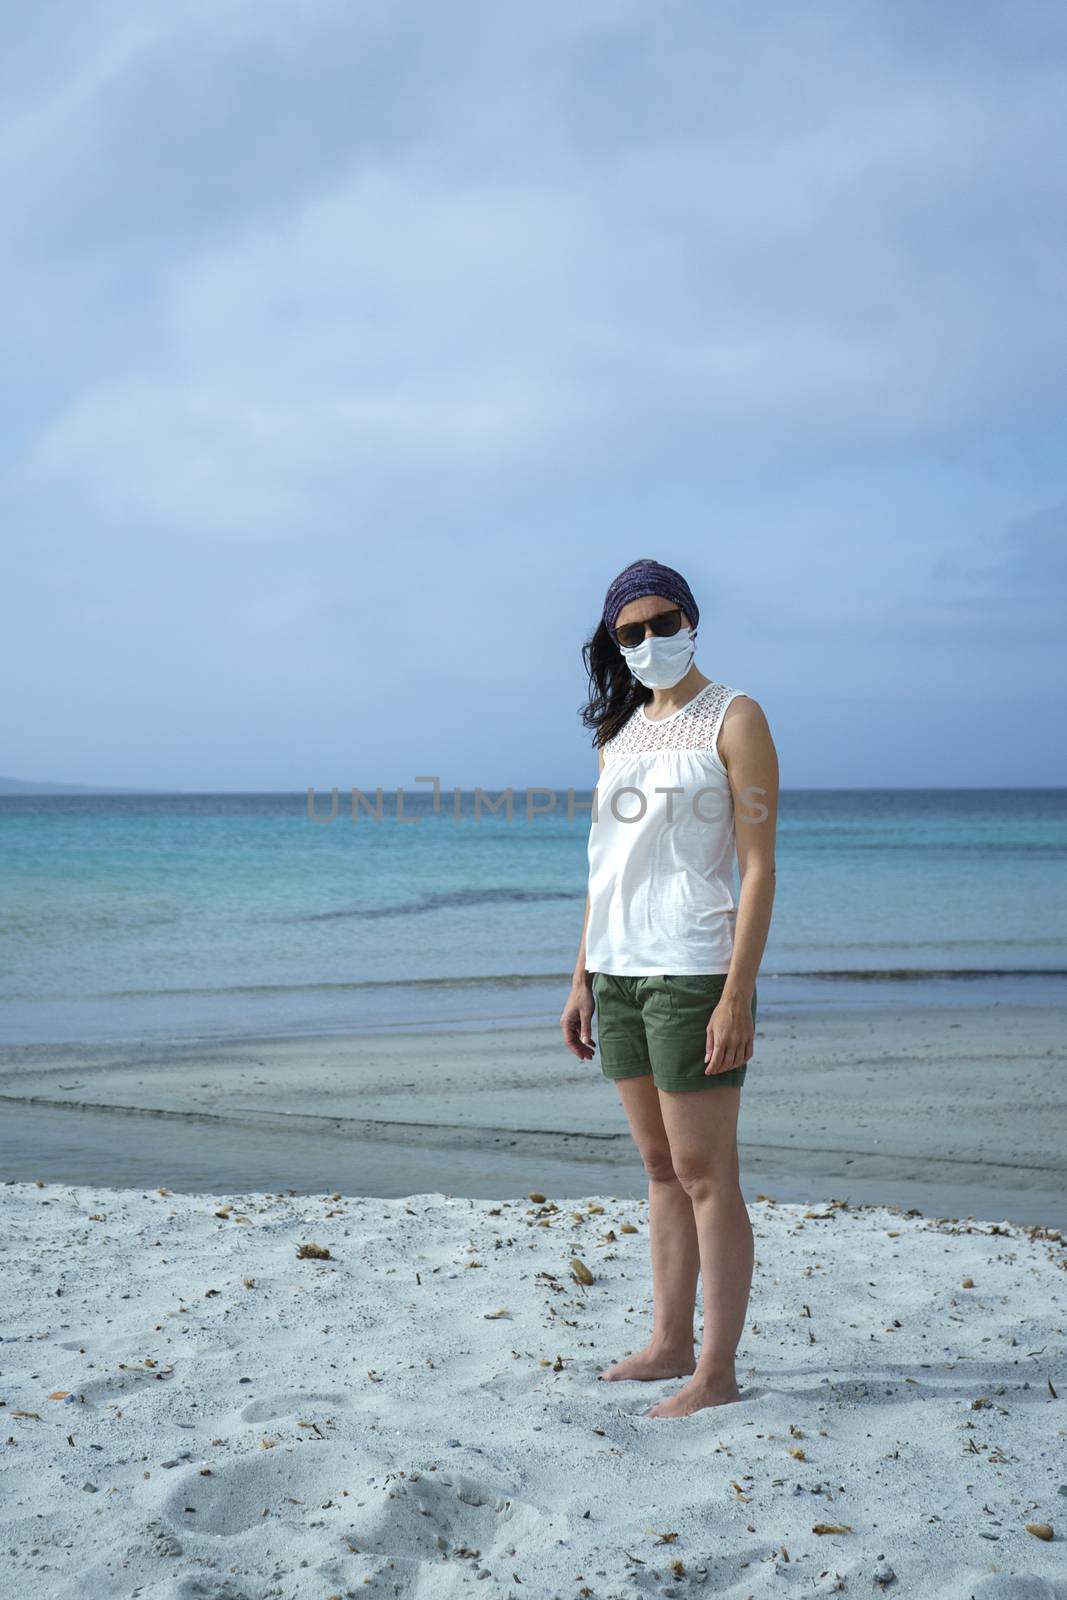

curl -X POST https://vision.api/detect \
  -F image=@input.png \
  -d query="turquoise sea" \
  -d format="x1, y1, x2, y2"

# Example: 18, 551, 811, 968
1, 788, 1066, 1047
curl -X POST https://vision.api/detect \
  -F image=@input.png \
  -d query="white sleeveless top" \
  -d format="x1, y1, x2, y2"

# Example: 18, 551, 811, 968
585, 681, 749, 976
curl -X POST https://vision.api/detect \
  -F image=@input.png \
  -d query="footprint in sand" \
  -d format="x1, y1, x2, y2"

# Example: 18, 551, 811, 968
131, 1574, 255, 1600
151, 1450, 327, 1538
62, 1366, 176, 1403
969, 1577, 1067, 1600
234, 1388, 349, 1424
342, 1469, 556, 1592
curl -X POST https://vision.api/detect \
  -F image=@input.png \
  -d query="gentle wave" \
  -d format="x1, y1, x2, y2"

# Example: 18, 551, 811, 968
296, 887, 583, 922
792, 968, 1067, 981
774, 937, 1067, 950
4, 967, 1067, 1002
788, 842, 1067, 855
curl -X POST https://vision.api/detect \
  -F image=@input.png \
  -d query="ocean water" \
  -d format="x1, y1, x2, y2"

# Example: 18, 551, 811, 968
1, 788, 1065, 1046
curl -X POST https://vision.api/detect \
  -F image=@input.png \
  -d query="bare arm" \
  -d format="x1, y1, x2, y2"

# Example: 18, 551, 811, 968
560, 745, 605, 1060
705, 696, 779, 1073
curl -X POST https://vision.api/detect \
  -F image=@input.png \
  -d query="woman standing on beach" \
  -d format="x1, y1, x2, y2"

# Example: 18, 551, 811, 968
561, 557, 779, 1419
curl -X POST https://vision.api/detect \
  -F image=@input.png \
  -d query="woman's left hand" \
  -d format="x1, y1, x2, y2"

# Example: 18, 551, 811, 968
705, 991, 754, 1075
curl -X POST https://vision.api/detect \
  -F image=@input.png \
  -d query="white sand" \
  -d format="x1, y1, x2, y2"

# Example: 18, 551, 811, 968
2, 1179, 1065, 1600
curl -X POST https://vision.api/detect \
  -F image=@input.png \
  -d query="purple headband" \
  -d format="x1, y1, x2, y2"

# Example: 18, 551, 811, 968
602, 558, 700, 638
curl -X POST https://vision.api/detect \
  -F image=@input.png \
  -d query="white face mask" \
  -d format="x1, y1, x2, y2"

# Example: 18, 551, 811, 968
619, 626, 697, 689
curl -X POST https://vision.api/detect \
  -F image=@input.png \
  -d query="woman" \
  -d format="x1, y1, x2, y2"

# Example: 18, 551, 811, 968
560, 557, 779, 1419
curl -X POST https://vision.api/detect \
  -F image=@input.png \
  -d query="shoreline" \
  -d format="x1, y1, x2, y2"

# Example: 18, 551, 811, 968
3, 999, 1065, 1229
4, 970, 1067, 1053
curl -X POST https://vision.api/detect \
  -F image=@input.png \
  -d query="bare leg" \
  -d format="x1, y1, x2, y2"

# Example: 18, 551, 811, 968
645, 1084, 753, 1416
598, 1075, 699, 1381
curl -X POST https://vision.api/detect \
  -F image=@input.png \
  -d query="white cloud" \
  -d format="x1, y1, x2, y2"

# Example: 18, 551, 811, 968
7, 5, 1067, 567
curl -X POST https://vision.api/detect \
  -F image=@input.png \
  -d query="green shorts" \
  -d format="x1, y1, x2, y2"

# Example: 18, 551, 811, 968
591, 973, 757, 1092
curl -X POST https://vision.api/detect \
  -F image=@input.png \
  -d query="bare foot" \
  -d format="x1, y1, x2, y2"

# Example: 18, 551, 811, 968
645, 1373, 742, 1417
598, 1344, 696, 1382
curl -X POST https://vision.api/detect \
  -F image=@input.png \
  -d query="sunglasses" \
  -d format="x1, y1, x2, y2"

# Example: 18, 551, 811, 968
612, 607, 685, 650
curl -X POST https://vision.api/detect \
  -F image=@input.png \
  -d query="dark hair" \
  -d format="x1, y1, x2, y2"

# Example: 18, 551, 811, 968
579, 620, 650, 747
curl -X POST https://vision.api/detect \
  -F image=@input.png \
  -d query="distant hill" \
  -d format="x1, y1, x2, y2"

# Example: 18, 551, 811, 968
0, 775, 172, 795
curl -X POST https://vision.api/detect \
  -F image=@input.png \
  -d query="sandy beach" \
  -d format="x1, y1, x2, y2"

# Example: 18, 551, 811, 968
1, 1000, 1066, 1596
2, 1179, 1064, 1600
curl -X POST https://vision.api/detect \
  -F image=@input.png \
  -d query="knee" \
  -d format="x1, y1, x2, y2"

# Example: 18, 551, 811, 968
641, 1147, 680, 1184
672, 1163, 738, 1201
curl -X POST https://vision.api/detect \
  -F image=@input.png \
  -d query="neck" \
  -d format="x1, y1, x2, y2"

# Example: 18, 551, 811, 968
645, 662, 710, 716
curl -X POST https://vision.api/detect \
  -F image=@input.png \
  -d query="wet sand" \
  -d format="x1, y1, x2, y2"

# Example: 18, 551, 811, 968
2, 1001, 1064, 1228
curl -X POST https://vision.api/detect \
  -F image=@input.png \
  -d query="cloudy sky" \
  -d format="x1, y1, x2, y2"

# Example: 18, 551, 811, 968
3, 0, 1065, 790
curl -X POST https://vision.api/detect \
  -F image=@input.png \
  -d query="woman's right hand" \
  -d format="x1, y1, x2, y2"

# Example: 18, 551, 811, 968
560, 979, 596, 1061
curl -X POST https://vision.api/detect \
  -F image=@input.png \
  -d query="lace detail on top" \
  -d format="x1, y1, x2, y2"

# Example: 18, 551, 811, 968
605, 681, 746, 757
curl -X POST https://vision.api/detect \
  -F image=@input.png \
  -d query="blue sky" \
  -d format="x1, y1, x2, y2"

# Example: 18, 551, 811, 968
3, 0, 1065, 790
